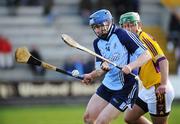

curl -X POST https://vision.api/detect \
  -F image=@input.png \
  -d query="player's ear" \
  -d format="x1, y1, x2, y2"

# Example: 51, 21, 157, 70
137, 22, 142, 31
138, 22, 142, 28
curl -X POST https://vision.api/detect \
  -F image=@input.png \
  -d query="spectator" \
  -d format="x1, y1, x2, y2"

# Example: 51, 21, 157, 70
64, 55, 84, 75
111, 0, 140, 23
0, 36, 6, 69
79, 0, 93, 25
29, 46, 46, 76
95, 0, 113, 12
20, 0, 41, 6
161, 0, 180, 74
79, 0, 113, 25
42, 0, 55, 25
175, 44, 180, 75
0, 35, 14, 69
6, 0, 20, 16
84, 56, 94, 73
168, 8, 180, 69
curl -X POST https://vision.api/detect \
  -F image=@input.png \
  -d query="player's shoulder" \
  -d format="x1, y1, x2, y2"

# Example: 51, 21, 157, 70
93, 38, 100, 44
113, 27, 130, 41
114, 27, 138, 38
93, 38, 100, 47
114, 27, 139, 43
114, 27, 127, 35
140, 31, 157, 42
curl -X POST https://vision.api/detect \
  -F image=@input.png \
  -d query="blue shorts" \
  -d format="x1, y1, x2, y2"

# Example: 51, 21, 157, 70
96, 82, 138, 112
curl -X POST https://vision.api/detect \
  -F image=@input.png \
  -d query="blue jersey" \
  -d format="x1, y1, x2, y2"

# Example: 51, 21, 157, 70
93, 25, 146, 90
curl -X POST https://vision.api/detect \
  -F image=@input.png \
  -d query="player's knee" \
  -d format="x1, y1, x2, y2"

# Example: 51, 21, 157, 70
96, 117, 108, 124
124, 116, 134, 124
96, 119, 107, 124
151, 116, 168, 124
83, 112, 94, 124
83, 112, 89, 122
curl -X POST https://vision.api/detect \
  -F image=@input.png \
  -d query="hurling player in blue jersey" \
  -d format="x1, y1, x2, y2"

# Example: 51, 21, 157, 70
81, 9, 151, 124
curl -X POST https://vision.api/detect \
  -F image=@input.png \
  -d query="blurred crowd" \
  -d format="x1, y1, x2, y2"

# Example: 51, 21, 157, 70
0, 0, 180, 100
5, 0, 55, 25
63, 55, 94, 76
161, 0, 180, 75
79, 0, 180, 75
5, 0, 140, 25
79, 0, 139, 24
6, 0, 51, 7
0, 0, 180, 75
0, 35, 13, 69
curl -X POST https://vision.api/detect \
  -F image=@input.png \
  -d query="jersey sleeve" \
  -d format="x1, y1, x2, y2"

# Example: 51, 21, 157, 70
93, 38, 103, 70
115, 28, 147, 57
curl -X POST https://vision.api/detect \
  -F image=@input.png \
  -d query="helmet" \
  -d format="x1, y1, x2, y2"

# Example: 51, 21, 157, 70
89, 9, 113, 26
89, 9, 113, 39
119, 12, 140, 26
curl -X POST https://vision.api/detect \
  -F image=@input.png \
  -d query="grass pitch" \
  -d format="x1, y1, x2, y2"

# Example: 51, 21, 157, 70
0, 102, 179, 124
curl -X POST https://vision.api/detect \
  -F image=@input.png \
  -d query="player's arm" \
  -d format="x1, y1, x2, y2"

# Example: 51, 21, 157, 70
116, 29, 151, 74
125, 50, 151, 73
153, 57, 169, 94
153, 61, 169, 94
143, 33, 169, 94
152, 42, 169, 94
82, 55, 108, 85
82, 68, 106, 85
82, 39, 106, 85
159, 58, 169, 81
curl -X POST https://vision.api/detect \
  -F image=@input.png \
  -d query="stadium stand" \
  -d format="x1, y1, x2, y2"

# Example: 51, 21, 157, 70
0, 0, 95, 83
0, 0, 177, 100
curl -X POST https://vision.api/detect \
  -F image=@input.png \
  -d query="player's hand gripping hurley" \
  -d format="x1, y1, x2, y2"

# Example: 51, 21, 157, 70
61, 34, 139, 80
15, 47, 83, 80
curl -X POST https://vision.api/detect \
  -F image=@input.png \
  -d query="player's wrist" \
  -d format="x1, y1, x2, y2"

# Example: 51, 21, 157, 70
160, 80, 168, 85
89, 70, 99, 79
125, 65, 132, 72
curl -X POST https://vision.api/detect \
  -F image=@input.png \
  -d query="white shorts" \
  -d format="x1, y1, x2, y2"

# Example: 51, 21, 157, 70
137, 80, 175, 116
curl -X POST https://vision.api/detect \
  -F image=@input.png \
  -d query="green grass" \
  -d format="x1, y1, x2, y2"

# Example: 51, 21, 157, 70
0, 102, 179, 124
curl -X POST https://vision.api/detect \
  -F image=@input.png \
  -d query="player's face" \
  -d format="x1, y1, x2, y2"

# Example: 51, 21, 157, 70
91, 21, 110, 38
121, 22, 138, 33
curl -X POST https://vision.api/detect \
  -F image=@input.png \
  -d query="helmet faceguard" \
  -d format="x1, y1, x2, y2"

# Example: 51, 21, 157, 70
89, 9, 113, 39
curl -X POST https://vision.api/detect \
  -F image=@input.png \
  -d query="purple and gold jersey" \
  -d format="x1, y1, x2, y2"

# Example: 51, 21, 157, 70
137, 31, 166, 89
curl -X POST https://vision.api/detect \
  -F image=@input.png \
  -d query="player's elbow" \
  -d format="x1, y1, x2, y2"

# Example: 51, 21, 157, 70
144, 50, 152, 62
165, 58, 169, 65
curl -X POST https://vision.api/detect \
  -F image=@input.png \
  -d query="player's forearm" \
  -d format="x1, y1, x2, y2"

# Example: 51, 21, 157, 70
159, 59, 169, 84
128, 50, 151, 70
89, 69, 105, 79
